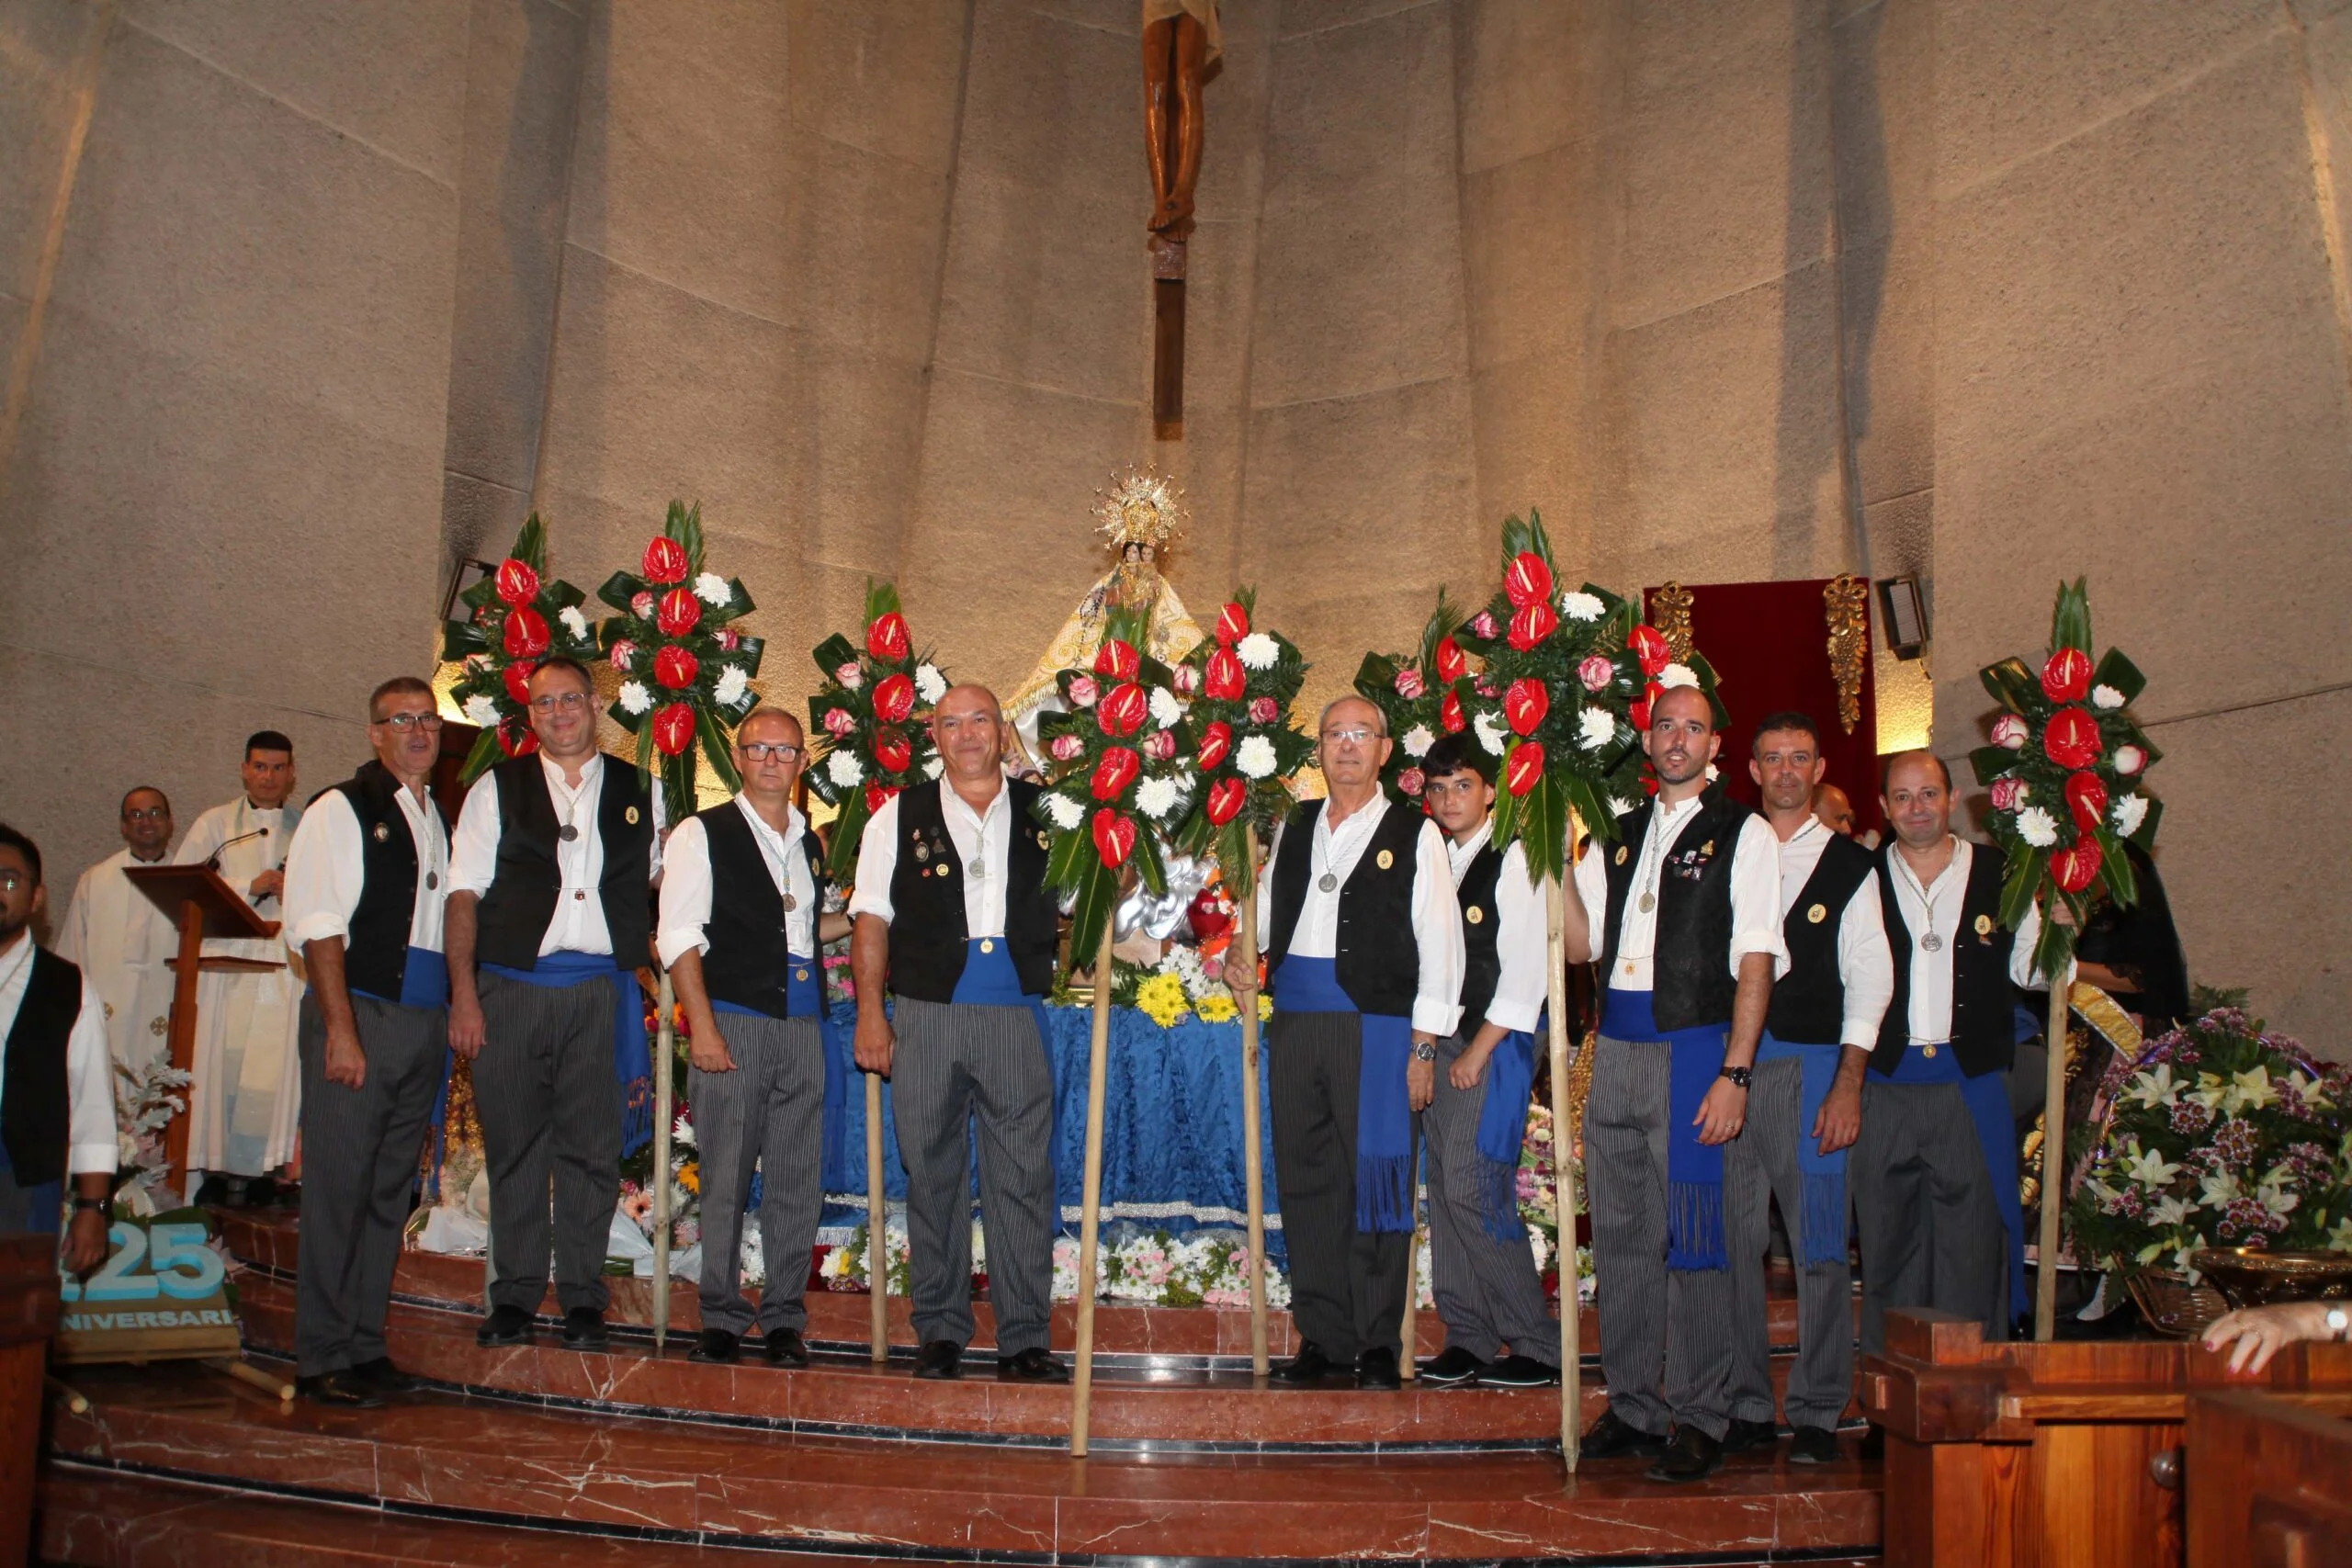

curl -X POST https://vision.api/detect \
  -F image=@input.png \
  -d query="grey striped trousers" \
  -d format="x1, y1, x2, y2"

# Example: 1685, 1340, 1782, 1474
1852, 1077, 2008, 1355
472, 970, 622, 1315
295, 990, 446, 1377
889, 998, 1057, 1355
1585, 1034, 1736, 1439
1724, 1053, 1854, 1430
686, 1011, 825, 1337
1424, 1032, 1554, 1364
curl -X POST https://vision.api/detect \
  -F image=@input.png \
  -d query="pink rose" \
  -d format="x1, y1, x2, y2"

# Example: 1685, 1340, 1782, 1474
1049, 733, 1084, 761
1988, 777, 2027, 812
608, 639, 638, 671
1250, 695, 1279, 724
1397, 767, 1425, 796
1991, 713, 2029, 750
630, 591, 656, 619
822, 707, 856, 738
1394, 667, 1426, 700
1475, 677, 1499, 698
1145, 729, 1178, 761
1577, 655, 1614, 694
836, 661, 864, 690
2113, 743, 2147, 776
1172, 661, 1200, 697
718, 628, 741, 650
1068, 674, 1099, 708
1468, 612, 1498, 639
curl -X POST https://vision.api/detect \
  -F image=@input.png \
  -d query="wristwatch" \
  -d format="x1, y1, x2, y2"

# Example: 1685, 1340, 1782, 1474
71, 1196, 107, 1214
1718, 1066, 1753, 1089
2327, 1304, 2349, 1342
1411, 1041, 1438, 1064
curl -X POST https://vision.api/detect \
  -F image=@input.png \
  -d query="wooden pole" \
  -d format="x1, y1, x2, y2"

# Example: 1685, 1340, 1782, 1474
164, 900, 203, 1200
1070, 922, 1116, 1457
1400, 1223, 1419, 1380
865, 1072, 889, 1363
2034, 976, 2070, 1342
1545, 870, 1581, 1471
1238, 832, 1270, 1379
651, 969, 675, 1355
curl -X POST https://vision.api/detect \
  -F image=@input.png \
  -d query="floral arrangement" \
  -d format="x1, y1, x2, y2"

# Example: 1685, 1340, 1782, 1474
1033, 603, 1194, 963
1352, 590, 1467, 805
1170, 591, 1316, 874
1072, 945, 1272, 1028
618, 1109, 702, 1256
1518, 1101, 1597, 1303
440, 514, 603, 777
1451, 511, 1713, 879
111, 1056, 191, 1214
595, 502, 766, 821
805, 581, 951, 884
2070, 1008, 2352, 1282
1971, 578, 2162, 980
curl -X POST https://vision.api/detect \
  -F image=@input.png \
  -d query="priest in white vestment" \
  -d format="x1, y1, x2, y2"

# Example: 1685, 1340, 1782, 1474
57, 785, 180, 1084
173, 732, 304, 1190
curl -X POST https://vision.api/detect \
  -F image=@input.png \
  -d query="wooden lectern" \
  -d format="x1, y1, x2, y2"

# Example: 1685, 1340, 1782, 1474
123, 865, 282, 1195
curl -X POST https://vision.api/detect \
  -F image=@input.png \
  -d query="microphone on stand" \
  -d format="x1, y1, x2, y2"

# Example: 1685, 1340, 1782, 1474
206, 827, 276, 900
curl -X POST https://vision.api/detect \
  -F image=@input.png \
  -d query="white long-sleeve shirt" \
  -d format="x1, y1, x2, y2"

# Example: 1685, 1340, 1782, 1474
1772, 816, 1894, 1049
1448, 820, 1549, 1035
280, 780, 450, 956
658, 796, 820, 966
1574, 792, 1787, 988
1883, 836, 2053, 1044
0, 934, 119, 1178
847, 783, 1014, 937
1256, 795, 1464, 1038
447, 754, 662, 957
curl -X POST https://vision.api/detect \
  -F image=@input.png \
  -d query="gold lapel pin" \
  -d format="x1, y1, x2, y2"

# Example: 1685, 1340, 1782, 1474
1465, 906, 1485, 925
1375, 849, 1395, 870
1806, 903, 1826, 924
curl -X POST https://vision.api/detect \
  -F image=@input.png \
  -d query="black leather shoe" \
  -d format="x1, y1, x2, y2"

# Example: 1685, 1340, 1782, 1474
1419, 1346, 1487, 1386
1354, 1347, 1401, 1391
1271, 1341, 1337, 1384
298, 1371, 383, 1409
1722, 1416, 1779, 1453
763, 1328, 809, 1367
997, 1347, 1070, 1383
347, 1357, 422, 1393
1788, 1425, 1841, 1464
1482, 1354, 1561, 1389
913, 1339, 963, 1380
475, 1305, 534, 1348
688, 1329, 740, 1364
560, 1307, 608, 1351
1645, 1424, 1724, 1483
1580, 1406, 1668, 1460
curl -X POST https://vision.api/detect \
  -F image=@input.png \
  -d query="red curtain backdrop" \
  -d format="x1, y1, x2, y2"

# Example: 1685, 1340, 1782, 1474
1644, 580, 1883, 838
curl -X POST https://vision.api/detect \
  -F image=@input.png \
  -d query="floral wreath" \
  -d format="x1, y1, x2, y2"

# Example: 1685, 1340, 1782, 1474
441, 514, 603, 778
1970, 578, 2161, 980
1170, 591, 1316, 876
1351, 590, 1467, 805
594, 501, 765, 821
804, 582, 950, 883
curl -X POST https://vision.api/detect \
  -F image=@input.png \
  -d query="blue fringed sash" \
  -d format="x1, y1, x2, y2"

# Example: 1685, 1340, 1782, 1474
484, 951, 653, 1157
1275, 956, 1416, 1235
1602, 988, 1730, 1271
1758, 1032, 1849, 1267
1474, 1026, 1537, 1241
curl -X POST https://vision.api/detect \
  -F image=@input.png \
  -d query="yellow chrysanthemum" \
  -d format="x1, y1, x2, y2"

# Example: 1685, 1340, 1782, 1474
676, 1161, 700, 1195
1257, 993, 1273, 1022
1135, 972, 1192, 1028
1193, 992, 1239, 1025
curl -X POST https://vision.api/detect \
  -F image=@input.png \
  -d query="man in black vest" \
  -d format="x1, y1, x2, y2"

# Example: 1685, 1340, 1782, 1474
446, 657, 659, 1353
278, 676, 452, 1407
1562, 683, 1784, 1483
1415, 734, 1556, 1390
1225, 695, 1463, 1392
1856, 750, 2052, 1352
849, 684, 1067, 1382
0, 823, 114, 1276
1723, 712, 1892, 1463
659, 708, 849, 1366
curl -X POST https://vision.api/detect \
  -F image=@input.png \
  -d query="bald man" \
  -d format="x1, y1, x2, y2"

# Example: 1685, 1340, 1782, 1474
1811, 784, 1856, 838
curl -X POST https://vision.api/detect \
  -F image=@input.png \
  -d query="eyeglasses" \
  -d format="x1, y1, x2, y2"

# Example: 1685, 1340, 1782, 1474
1320, 727, 1378, 746
122, 807, 170, 823
373, 712, 445, 731
528, 692, 591, 713
740, 741, 802, 762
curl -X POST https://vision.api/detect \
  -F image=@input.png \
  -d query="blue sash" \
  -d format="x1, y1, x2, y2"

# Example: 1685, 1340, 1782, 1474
1273, 956, 1417, 1235
484, 952, 653, 1156
1602, 987, 1731, 1271
1758, 1032, 1849, 1267
1473, 1025, 1538, 1241
351, 945, 448, 1011
1891, 1043, 2028, 1322
711, 953, 824, 1021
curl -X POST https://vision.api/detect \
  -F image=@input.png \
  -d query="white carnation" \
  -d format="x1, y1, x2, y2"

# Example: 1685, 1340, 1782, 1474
827, 750, 864, 787
1473, 709, 1507, 757
464, 694, 500, 728
2111, 793, 2149, 838
1237, 632, 1280, 671
1705, 762, 1720, 782
1401, 724, 1435, 759
713, 664, 749, 705
1577, 706, 1614, 750
923, 755, 944, 780
1043, 792, 1084, 830
559, 605, 590, 640
1148, 684, 1184, 728
916, 663, 947, 704
616, 680, 652, 716
2016, 805, 2059, 848
2091, 683, 2125, 711
1657, 662, 1699, 690
1608, 795, 1638, 818
1559, 591, 1605, 623
694, 572, 731, 607
1235, 734, 1278, 779
1136, 775, 1182, 819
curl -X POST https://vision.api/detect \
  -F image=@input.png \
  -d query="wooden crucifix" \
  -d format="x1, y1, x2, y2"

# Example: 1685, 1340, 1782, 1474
1143, 1, 1218, 440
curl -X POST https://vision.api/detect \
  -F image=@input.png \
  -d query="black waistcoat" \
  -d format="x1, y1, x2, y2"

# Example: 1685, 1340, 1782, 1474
883, 779, 1058, 1002
1764, 829, 1877, 1046
1600, 784, 1754, 1031
315, 761, 448, 1004
696, 799, 829, 1020
2, 945, 83, 1185
1872, 840, 2018, 1078
1453, 839, 1507, 1036
1266, 798, 1426, 1018
473, 755, 653, 970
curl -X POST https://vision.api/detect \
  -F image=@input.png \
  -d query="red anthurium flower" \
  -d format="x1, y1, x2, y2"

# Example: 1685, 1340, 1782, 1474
867, 612, 910, 661
2043, 707, 2102, 771
874, 728, 912, 773
494, 558, 539, 606
1440, 690, 1466, 733
1205, 775, 1249, 826
655, 587, 700, 637
1504, 677, 1549, 736
1096, 682, 1148, 739
641, 536, 689, 585
1628, 624, 1671, 676
1630, 682, 1661, 732
865, 780, 898, 815
503, 606, 550, 659
2041, 647, 2093, 705
1504, 551, 1555, 611
2064, 770, 2109, 832
503, 660, 537, 705
1204, 647, 1246, 701
497, 718, 538, 758
873, 672, 916, 725
1196, 721, 1233, 773
2051, 838, 2103, 894
1507, 601, 1557, 652
1504, 740, 1545, 796
1216, 602, 1250, 644
1093, 639, 1141, 680
1091, 747, 1142, 801
1091, 807, 1137, 868
1435, 635, 1467, 684
654, 645, 700, 690
651, 703, 695, 756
